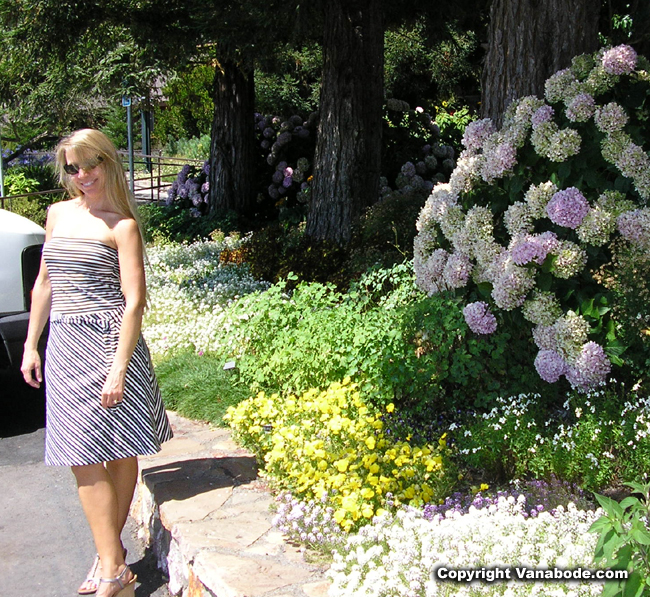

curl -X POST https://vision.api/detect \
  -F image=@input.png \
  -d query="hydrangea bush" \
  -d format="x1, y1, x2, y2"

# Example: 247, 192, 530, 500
413, 44, 650, 392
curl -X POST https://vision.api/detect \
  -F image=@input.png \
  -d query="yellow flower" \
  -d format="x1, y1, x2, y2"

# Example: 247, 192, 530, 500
365, 436, 376, 450
361, 504, 375, 518
360, 487, 375, 499
335, 458, 349, 472
386, 403, 395, 413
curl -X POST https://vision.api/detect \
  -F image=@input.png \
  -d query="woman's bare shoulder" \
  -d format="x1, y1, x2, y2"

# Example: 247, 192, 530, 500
113, 217, 141, 246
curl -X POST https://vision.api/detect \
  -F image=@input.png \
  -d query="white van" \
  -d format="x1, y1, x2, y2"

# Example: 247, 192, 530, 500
0, 209, 47, 374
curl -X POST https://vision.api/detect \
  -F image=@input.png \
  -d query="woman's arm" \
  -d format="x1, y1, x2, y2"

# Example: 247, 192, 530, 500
101, 218, 147, 408
21, 205, 57, 388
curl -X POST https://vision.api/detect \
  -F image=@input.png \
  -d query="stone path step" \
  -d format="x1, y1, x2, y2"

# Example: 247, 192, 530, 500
132, 412, 330, 597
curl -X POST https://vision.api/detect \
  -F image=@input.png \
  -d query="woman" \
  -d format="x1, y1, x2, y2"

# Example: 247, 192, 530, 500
21, 129, 173, 597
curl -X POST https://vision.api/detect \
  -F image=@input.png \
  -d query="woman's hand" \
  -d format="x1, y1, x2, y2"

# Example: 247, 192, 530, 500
101, 369, 126, 408
21, 348, 43, 388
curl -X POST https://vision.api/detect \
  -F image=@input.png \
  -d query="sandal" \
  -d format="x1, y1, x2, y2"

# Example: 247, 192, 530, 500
78, 554, 101, 595
78, 547, 128, 595
97, 565, 137, 597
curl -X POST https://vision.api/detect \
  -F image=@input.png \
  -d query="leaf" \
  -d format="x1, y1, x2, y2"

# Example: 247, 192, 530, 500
589, 516, 614, 534
558, 161, 572, 181
602, 580, 625, 597
615, 176, 631, 193
621, 571, 645, 597
595, 493, 625, 517
629, 526, 650, 546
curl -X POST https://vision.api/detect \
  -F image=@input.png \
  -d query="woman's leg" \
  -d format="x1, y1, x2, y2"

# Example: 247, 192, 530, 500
71, 461, 132, 583
105, 456, 139, 534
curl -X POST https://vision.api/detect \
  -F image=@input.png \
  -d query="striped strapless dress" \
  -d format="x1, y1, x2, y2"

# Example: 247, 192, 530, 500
42, 237, 173, 466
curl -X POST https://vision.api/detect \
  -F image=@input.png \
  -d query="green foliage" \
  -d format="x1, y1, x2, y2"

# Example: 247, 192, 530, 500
590, 480, 650, 597
241, 223, 351, 288
4, 163, 63, 226
138, 202, 239, 244
100, 103, 133, 150
382, 104, 446, 184
220, 261, 543, 413
155, 64, 215, 143
4, 170, 39, 196
255, 42, 322, 116
154, 350, 250, 425
165, 135, 211, 161
384, 18, 481, 107
434, 102, 477, 148
455, 385, 650, 491
348, 189, 427, 272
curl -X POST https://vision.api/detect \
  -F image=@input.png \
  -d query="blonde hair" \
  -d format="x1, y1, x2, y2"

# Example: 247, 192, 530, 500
55, 128, 145, 240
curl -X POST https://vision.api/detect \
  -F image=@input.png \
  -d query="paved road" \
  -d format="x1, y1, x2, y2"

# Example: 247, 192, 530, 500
0, 376, 170, 597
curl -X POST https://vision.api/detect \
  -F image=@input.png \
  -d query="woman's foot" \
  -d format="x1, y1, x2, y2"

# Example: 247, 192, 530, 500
78, 547, 128, 595
78, 554, 101, 595
96, 565, 136, 597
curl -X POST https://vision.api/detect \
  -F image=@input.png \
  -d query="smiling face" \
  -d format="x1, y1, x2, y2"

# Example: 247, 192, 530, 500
64, 149, 106, 198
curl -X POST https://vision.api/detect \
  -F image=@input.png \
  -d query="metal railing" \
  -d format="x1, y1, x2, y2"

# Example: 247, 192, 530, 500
116, 151, 205, 202
0, 152, 205, 210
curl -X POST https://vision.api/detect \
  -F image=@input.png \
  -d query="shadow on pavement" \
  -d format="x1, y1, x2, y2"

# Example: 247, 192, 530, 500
132, 545, 171, 597
141, 456, 259, 504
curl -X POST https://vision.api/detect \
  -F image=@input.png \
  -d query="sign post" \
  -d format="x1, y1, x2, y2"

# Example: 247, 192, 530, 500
122, 95, 135, 196
0, 132, 4, 200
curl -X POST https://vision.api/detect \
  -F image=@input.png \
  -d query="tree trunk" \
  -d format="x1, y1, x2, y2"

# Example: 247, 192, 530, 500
306, 0, 384, 245
208, 59, 256, 216
481, 0, 600, 126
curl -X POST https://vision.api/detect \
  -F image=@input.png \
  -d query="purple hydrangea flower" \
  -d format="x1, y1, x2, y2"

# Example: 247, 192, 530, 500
531, 105, 555, 129
565, 93, 596, 123
617, 209, 650, 249
566, 342, 611, 391
443, 253, 472, 288
401, 161, 416, 178
201, 181, 210, 194
461, 118, 496, 152
509, 232, 558, 266
263, 127, 276, 139
282, 176, 293, 188
463, 301, 498, 335
602, 45, 638, 75
546, 187, 590, 229
272, 170, 284, 185
534, 350, 567, 383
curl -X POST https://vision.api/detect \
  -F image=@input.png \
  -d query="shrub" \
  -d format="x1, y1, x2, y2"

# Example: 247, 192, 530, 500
413, 44, 650, 393
590, 479, 650, 596
220, 261, 545, 412
139, 201, 239, 244
454, 383, 650, 491
4, 163, 63, 226
224, 379, 455, 532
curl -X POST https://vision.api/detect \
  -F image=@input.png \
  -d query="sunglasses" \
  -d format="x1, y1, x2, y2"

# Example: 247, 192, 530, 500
64, 155, 103, 175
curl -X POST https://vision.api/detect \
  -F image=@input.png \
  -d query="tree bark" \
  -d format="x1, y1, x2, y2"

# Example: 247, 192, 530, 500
481, 0, 600, 126
306, 0, 384, 245
208, 59, 256, 216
